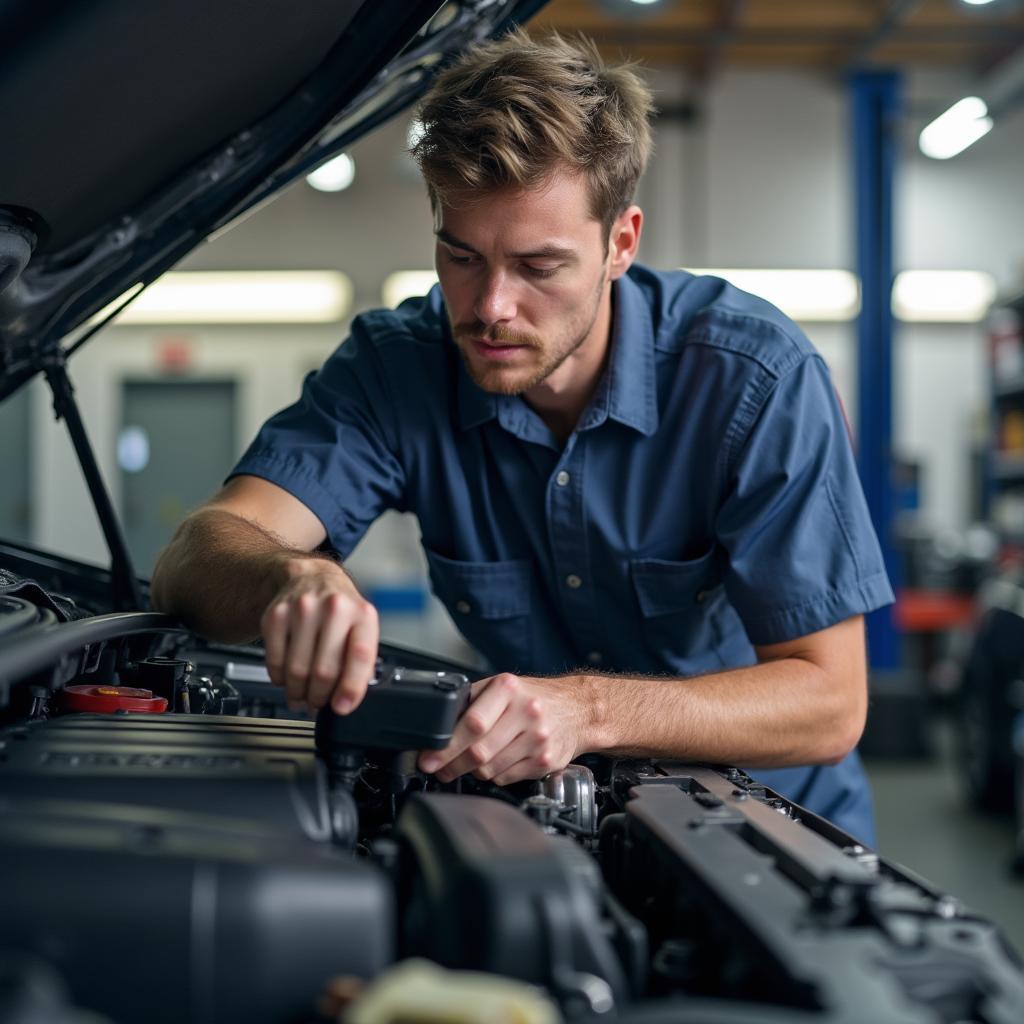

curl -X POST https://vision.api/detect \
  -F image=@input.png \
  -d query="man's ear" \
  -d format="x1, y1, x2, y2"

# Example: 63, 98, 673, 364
607, 205, 643, 281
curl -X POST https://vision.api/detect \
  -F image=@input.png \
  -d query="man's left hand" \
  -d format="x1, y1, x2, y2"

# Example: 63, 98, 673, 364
417, 673, 592, 785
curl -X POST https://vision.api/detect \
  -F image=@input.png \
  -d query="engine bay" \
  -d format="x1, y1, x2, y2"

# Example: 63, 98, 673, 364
1, 619, 1023, 1024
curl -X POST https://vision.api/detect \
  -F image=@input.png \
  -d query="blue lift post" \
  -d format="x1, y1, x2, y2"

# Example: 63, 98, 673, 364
851, 70, 902, 671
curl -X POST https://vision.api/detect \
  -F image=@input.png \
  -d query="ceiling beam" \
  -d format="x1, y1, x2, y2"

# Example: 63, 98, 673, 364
981, 36, 1024, 118
696, 0, 746, 83
843, 0, 925, 69
977, 37, 1024, 79
564, 25, 1024, 51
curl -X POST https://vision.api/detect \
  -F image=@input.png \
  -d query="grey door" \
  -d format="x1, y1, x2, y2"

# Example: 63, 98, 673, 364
0, 385, 32, 546
120, 379, 237, 575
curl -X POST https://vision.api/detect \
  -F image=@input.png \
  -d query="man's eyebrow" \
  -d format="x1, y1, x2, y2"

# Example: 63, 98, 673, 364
435, 229, 577, 262
510, 243, 578, 262
435, 229, 478, 253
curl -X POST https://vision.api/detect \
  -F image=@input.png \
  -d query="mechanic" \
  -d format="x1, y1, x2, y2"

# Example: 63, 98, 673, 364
152, 30, 893, 845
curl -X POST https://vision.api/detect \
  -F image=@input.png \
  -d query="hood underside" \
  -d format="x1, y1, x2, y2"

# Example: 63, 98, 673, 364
0, 0, 546, 397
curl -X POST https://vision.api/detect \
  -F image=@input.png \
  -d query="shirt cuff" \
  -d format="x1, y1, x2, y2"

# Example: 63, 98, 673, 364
226, 450, 339, 541
739, 570, 895, 646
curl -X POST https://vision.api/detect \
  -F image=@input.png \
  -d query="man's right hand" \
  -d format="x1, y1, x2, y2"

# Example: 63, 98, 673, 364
260, 557, 380, 715
152, 476, 380, 715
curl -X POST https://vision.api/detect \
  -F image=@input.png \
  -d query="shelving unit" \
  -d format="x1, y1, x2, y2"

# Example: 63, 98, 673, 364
987, 292, 1024, 542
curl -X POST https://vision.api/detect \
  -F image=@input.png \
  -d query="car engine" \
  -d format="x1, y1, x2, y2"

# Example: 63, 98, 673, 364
1, 591, 1023, 1024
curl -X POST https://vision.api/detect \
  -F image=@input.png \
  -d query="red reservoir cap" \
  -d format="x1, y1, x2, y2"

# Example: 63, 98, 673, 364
61, 685, 168, 714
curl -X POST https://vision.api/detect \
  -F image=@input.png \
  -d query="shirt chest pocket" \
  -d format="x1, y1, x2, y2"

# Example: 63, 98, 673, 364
630, 548, 725, 666
424, 549, 533, 671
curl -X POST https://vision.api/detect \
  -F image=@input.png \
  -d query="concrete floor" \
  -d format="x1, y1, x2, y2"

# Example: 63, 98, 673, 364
864, 719, 1024, 955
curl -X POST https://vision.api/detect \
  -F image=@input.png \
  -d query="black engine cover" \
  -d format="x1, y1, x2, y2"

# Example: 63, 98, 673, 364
0, 713, 393, 1024
0, 714, 331, 839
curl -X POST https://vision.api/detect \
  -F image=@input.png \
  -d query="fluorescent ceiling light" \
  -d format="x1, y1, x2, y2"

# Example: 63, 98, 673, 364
919, 97, 993, 159
684, 269, 861, 322
383, 270, 440, 309
94, 271, 353, 325
892, 270, 996, 322
961, 1, 997, 6
306, 153, 356, 192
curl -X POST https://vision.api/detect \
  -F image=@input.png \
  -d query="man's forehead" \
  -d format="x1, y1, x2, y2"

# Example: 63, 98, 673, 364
433, 180, 603, 253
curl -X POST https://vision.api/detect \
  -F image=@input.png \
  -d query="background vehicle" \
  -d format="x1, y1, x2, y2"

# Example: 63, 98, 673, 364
957, 565, 1024, 870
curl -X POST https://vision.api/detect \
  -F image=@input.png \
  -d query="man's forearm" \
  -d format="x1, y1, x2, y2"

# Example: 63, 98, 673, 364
150, 508, 339, 643
582, 657, 865, 768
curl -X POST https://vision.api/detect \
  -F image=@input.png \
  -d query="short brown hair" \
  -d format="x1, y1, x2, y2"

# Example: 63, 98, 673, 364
412, 28, 654, 238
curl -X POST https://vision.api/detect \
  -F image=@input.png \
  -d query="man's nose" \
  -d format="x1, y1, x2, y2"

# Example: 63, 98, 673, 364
474, 270, 516, 326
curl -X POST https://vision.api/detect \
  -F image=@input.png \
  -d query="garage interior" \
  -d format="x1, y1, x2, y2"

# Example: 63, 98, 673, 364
3, 0, 1024, 958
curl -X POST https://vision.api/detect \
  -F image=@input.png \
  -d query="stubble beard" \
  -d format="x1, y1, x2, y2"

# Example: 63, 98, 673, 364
450, 271, 608, 397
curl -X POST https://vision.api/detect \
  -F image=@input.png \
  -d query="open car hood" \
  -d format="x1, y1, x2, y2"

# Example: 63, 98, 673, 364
0, 0, 546, 400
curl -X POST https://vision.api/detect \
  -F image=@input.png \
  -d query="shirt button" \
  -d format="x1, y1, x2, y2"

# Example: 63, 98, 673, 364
455, 600, 472, 614
566, 574, 583, 589
586, 651, 603, 664
696, 590, 708, 603
555, 470, 571, 487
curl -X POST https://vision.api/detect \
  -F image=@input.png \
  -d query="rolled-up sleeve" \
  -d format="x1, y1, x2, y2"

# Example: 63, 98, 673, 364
715, 354, 893, 646
227, 321, 406, 557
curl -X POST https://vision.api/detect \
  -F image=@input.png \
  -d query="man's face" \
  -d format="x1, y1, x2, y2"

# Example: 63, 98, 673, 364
434, 172, 612, 397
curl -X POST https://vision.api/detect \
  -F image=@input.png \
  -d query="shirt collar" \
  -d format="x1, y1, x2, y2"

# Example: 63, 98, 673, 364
456, 270, 658, 437
586, 270, 658, 437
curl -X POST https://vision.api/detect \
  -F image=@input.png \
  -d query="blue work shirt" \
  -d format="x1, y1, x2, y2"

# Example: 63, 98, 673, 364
230, 265, 893, 845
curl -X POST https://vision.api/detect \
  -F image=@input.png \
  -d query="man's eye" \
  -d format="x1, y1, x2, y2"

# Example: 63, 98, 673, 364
446, 252, 475, 265
525, 265, 559, 279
